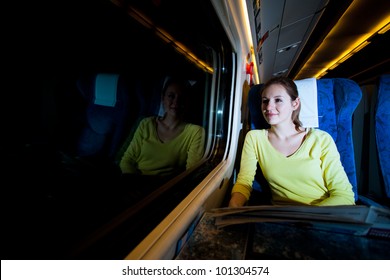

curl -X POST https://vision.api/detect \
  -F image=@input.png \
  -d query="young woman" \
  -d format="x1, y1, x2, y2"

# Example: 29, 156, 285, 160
229, 76, 355, 207
119, 76, 205, 178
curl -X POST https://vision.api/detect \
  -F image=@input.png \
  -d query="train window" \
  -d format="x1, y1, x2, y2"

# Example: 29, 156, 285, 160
3, 0, 234, 259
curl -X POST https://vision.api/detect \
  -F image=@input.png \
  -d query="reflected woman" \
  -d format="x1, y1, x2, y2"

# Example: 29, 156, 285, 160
119, 76, 205, 183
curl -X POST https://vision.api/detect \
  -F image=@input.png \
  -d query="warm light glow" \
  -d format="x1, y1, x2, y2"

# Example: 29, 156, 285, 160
314, 69, 329, 79
125, 5, 214, 74
241, 0, 260, 84
378, 22, 390, 34
298, 0, 390, 79
314, 36, 373, 77
353, 40, 371, 53
317, 71, 328, 79
337, 52, 354, 65
328, 63, 339, 71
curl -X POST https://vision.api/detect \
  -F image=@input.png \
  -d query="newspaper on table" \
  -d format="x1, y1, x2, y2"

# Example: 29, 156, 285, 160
209, 205, 390, 238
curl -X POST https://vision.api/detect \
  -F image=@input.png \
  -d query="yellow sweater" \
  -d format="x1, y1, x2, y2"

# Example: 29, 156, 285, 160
232, 128, 355, 206
119, 116, 205, 176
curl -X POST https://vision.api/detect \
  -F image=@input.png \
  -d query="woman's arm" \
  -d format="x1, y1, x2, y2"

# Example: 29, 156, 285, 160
315, 134, 355, 206
229, 131, 259, 206
229, 192, 248, 207
186, 126, 206, 169
119, 120, 146, 174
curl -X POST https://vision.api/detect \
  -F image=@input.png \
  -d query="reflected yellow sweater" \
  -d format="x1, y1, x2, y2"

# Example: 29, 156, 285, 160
232, 128, 355, 206
119, 117, 205, 176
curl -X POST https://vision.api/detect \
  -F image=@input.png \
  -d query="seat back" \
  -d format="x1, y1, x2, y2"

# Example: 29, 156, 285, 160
318, 79, 362, 200
247, 78, 362, 201
375, 74, 390, 199
76, 73, 136, 160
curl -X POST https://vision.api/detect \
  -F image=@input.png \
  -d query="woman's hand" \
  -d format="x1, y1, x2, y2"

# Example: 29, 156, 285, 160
228, 192, 247, 207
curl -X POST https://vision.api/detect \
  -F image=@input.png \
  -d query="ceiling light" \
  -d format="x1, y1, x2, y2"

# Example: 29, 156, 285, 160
378, 22, 390, 34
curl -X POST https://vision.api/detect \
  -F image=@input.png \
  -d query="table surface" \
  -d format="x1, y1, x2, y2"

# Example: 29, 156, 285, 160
176, 212, 390, 260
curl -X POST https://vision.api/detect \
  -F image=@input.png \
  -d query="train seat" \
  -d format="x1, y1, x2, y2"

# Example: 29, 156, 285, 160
375, 74, 390, 200
76, 73, 137, 161
247, 78, 362, 202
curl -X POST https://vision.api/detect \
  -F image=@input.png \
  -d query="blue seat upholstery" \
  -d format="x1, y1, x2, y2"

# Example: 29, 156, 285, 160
375, 74, 390, 199
76, 73, 136, 160
318, 79, 362, 201
247, 84, 268, 194
248, 84, 267, 130
247, 78, 362, 201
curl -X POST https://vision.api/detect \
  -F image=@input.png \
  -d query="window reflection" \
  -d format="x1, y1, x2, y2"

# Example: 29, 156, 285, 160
3, 0, 233, 259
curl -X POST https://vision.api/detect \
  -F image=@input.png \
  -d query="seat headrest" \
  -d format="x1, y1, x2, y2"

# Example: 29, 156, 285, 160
94, 73, 119, 107
294, 78, 319, 128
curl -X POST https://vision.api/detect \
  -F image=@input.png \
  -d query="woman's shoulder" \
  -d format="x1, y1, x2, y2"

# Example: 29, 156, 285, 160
307, 128, 334, 142
185, 123, 205, 132
139, 116, 157, 125
136, 116, 158, 131
308, 128, 331, 136
181, 123, 205, 141
247, 129, 267, 136
246, 129, 267, 142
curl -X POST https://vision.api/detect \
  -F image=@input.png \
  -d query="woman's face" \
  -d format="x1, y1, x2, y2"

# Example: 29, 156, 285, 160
162, 83, 185, 117
261, 83, 299, 126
